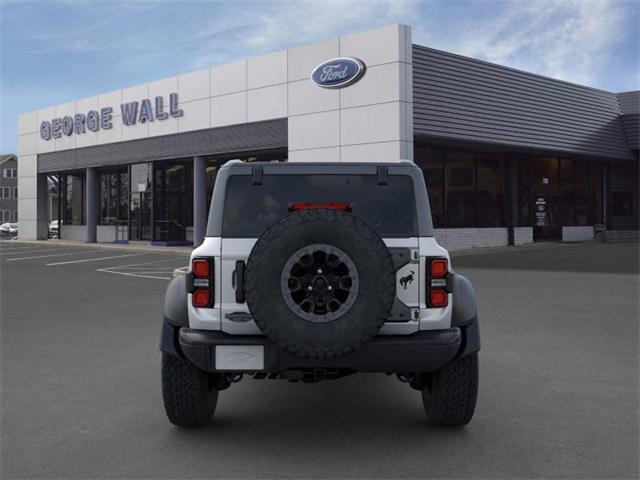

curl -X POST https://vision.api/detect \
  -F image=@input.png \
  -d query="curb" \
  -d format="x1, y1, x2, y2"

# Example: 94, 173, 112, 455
4, 239, 192, 255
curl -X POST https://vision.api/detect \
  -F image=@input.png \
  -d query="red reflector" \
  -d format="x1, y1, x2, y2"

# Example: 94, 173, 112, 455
430, 289, 448, 308
430, 259, 448, 278
192, 259, 210, 278
192, 289, 211, 308
289, 202, 351, 212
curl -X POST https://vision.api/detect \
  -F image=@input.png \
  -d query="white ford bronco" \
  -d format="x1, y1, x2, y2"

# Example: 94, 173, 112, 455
161, 161, 480, 427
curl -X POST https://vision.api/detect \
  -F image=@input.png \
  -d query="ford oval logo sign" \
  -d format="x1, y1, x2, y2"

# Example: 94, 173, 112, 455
311, 57, 366, 89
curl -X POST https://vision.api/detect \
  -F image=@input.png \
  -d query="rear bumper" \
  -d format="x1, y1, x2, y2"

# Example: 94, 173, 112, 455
168, 326, 471, 374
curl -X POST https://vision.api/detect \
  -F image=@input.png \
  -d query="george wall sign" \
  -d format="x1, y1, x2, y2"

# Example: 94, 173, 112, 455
311, 57, 366, 89
40, 93, 184, 141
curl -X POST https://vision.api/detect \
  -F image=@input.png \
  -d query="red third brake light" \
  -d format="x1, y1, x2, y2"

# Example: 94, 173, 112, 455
192, 259, 210, 278
289, 202, 352, 212
430, 259, 448, 278
192, 289, 211, 308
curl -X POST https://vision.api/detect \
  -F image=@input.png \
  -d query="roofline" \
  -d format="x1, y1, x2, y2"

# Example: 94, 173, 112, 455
0, 154, 17, 166
412, 43, 619, 97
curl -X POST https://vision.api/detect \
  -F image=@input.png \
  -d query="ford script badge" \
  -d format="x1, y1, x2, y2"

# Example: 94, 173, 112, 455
311, 57, 366, 89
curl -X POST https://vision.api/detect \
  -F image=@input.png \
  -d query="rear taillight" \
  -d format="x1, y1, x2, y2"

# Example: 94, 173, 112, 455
192, 289, 211, 308
192, 259, 210, 278
429, 289, 448, 308
427, 258, 449, 308
190, 257, 214, 308
430, 259, 448, 278
289, 202, 352, 212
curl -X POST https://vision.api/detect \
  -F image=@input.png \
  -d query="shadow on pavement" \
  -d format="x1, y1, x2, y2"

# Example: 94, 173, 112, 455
453, 242, 639, 274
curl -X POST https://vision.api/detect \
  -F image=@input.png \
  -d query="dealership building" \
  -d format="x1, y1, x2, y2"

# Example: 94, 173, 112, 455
17, 24, 639, 249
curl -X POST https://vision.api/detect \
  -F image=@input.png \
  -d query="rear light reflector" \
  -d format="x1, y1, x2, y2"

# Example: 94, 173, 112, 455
430, 259, 448, 278
289, 202, 352, 212
429, 289, 448, 308
192, 259, 210, 278
192, 289, 211, 308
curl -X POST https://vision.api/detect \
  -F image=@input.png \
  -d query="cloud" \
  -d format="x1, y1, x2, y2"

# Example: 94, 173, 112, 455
187, 0, 418, 69
1, 0, 638, 153
414, 0, 637, 89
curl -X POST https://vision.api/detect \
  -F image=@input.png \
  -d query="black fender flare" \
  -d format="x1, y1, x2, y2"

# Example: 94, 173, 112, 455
160, 275, 189, 357
164, 274, 189, 327
451, 273, 480, 358
451, 273, 477, 327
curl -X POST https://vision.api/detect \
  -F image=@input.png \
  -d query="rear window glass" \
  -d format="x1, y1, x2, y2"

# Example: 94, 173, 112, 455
222, 174, 417, 237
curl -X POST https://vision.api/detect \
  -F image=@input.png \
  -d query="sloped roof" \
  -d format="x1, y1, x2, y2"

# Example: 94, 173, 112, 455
617, 91, 639, 150
413, 44, 636, 160
0, 154, 17, 165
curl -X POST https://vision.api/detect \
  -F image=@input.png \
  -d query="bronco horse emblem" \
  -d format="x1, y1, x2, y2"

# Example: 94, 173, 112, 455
399, 271, 415, 290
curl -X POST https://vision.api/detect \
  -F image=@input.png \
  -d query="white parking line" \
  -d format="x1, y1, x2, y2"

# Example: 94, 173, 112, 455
7, 250, 99, 262
47, 253, 143, 266
1, 248, 71, 256
97, 257, 185, 280
97, 269, 172, 280
0, 246, 47, 253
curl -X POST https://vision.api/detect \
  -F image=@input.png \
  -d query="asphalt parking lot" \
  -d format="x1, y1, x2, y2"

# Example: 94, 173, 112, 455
1, 240, 638, 479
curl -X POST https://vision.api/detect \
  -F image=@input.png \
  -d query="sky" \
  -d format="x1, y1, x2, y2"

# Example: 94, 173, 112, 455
1, 0, 638, 153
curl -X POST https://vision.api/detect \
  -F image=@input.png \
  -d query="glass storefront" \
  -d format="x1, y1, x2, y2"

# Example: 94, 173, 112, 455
414, 143, 506, 229
98, 169, 128, 226
129, 163, 152, 241
414, 140, 619, 240
153, 161, 192, 242
52, 149, 288, 243
61, 173, 85, 225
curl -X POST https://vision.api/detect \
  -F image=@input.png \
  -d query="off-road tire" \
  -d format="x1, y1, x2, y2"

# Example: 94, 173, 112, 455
161, 353, 218, 427
245, 208, 396, 359
422, 353, 478, 426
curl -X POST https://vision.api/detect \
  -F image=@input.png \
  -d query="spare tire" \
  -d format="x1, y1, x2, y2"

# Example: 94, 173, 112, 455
245, 208, 396, 359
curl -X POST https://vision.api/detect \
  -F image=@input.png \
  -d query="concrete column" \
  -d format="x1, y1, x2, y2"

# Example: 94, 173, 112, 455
85, 167, 97, 243
36, 174, 49, 239
193, 156, 207, 246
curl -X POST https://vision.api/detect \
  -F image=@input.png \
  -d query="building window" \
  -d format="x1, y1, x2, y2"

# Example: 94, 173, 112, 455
62, 173, 85, 225
608, 162, 639, 230
477, 154, 505, 227
0, 187, 9, 199
3, 168, 17, 178
99, 170, 128, 225
612, 192, 633, 217
414, 143, 507, 229
559, 158, 576, 226
1, 210, 9, 222
446, 151, 476, 228
589, 162, 604, 225
12, 210, 18, 222
574, 161, 589, 226
13, 187, 18, 199
154, 161, 192, 241
516, 156, 532, 227
415, 144, 444, 227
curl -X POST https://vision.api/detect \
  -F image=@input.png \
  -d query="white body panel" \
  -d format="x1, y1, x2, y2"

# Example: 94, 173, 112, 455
188, 235, 452, 334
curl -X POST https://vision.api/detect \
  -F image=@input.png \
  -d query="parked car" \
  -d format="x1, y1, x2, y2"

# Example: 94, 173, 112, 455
49, 220, 60, 238
160, 160, 480, 428
0, 223, 18, 236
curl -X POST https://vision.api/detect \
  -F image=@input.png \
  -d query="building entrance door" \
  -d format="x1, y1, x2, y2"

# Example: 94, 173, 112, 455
130, 192, 152, 241
532, 157, 561, 241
